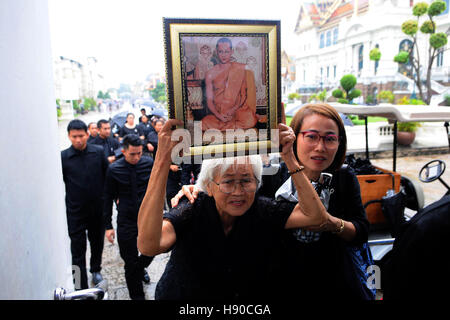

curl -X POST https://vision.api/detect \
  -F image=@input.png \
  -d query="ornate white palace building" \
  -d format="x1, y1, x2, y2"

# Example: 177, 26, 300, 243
292, 0, 450, 104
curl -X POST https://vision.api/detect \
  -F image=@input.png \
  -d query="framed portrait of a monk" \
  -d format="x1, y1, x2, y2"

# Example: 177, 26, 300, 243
163, 18, 281, 159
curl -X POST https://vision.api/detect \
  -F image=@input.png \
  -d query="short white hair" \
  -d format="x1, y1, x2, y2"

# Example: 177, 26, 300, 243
195, 155, 263, 192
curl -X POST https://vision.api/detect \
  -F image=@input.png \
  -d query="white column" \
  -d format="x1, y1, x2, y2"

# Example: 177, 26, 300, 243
0, 0, 73, 299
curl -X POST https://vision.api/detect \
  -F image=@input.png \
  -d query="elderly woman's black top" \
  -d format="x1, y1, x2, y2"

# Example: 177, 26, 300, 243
155, 193, 296, 300
261, 163, 371, 300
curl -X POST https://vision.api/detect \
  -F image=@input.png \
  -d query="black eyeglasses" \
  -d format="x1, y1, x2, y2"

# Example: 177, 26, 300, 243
299, 131, 340, 149
210, 177, 259, 194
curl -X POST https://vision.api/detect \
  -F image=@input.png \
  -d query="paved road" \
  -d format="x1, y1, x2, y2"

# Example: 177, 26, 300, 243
59, 111, 450, 300
98, 210, 170, 300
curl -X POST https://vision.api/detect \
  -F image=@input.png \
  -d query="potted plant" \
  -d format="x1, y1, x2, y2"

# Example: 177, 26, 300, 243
395, 96, 425, 145
397, 121, 420, 146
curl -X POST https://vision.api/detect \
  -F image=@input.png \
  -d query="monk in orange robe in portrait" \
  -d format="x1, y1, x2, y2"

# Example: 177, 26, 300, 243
201, 38, 257, 131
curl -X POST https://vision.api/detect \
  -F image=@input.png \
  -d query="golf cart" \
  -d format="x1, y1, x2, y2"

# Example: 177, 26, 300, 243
329, 103, 450, 262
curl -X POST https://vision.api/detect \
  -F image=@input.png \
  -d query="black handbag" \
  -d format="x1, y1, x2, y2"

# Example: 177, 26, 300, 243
381, 189, 408, 238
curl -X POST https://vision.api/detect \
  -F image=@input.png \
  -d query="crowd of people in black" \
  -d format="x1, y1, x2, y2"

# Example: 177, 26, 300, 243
61, 109, 200, 300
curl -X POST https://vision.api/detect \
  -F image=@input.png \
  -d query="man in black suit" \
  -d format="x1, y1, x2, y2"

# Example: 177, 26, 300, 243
91, 119, 121, 164
103, 134, 154, 300
61, 119, 108, 289
87, 122, 99, 143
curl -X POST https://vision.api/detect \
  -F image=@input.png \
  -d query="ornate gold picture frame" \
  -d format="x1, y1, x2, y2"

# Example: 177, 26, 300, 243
163, 18, 281, 159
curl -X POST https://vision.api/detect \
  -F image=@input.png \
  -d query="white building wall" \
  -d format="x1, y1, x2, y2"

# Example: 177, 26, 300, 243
0, 0, 74, 299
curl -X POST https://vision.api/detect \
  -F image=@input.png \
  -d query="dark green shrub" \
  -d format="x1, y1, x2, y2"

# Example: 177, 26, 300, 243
394, 51, 410, 63
340, 74, 357, 93
413, 2, 428, 16
430, 32, 448, 48
369, 48, 381, 61
420, 20, 436, 33
402, 20, 418, 35
366, 95, 375, 104
348, 89, 361, 101
428, 0, 447, 16
332, 89, 343, 99
377, 90, 395, 103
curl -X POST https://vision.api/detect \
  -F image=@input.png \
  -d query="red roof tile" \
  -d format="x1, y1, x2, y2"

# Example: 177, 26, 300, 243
307, 3, 319, 15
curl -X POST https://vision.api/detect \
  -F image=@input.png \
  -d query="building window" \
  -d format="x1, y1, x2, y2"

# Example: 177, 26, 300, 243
333, 65, 337, 79
303, 70, 306, 81
327, 66, 330, 79
320, 67, 323, 89
436, 48, 444, 67
358, 45, 364, 71
326, 31, 331, 47
333, 28, 338, 44
320, 33, 324, 48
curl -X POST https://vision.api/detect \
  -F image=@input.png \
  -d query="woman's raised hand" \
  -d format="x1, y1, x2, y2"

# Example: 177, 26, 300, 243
278, 123, 296, 160
156, 119, 184, 162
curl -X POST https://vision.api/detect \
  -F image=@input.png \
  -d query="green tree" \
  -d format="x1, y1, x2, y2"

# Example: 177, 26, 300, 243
332, 74, 361, 103
83, 97, 97, 111
150, 82, 167, 103
392, 1, 449, 104
72, 100, 80, 114
97, 90, 104, 99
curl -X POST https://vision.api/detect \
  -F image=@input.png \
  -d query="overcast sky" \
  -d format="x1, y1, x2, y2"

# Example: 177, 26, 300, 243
48, 0, 301, 87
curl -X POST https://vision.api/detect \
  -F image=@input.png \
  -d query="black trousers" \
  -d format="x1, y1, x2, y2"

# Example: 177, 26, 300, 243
117, 219, 154, 300
66, 202, 105, 290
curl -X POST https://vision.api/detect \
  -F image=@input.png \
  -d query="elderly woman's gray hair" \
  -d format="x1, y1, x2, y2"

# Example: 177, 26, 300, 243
195, 155, 263, 191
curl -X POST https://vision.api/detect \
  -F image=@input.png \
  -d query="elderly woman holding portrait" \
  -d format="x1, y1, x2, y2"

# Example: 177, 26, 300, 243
137, 119, 329, 300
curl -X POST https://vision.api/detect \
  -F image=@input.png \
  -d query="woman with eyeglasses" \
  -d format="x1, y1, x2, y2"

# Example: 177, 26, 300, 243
173, 103, 371, 300
136, 119, 330, 300
263, 103, 371, 300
